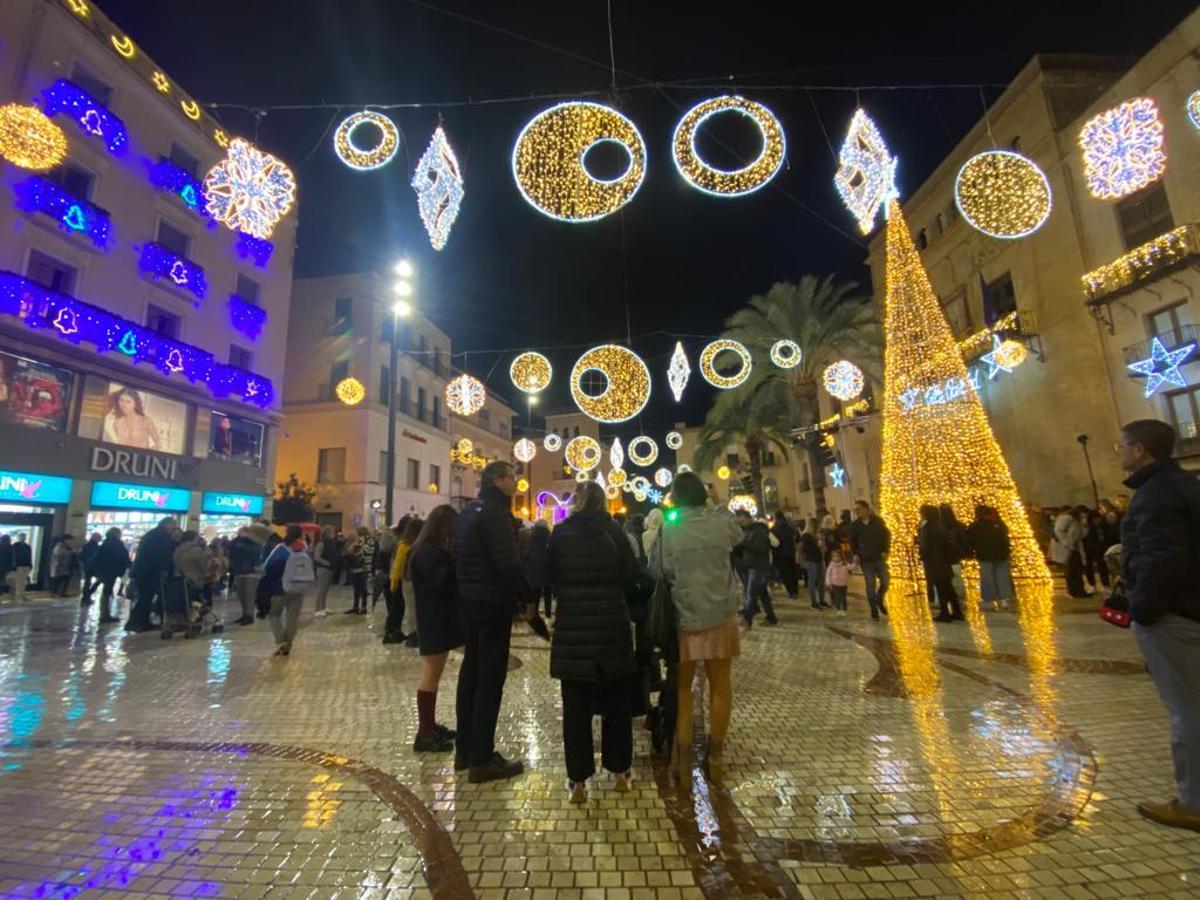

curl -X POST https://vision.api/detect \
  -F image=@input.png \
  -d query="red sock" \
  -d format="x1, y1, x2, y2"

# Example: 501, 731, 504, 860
417, 690, 436, 737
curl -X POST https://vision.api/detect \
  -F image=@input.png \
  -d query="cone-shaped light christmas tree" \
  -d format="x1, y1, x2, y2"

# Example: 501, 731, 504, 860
877, 199, 1049, 582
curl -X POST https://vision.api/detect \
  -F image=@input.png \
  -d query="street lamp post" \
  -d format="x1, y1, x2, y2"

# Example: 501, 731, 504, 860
385, 261, 415, 527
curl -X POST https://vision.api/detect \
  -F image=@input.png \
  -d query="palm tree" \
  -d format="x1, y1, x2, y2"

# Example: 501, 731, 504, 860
698, 276, 881, 514
693, 386, 793, 513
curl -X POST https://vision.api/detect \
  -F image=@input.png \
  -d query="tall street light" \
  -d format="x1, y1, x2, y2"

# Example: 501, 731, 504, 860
386, 261, 415, 526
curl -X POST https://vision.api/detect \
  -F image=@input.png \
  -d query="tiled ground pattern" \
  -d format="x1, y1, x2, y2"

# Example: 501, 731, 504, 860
0, 579, 1196, 898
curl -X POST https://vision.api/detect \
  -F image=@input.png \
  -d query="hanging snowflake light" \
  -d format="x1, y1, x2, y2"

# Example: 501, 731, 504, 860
954, 150, 1052, 239
769, 339, 802, 369
204, 138, 296, 239
565, 435, 602, 473
510, 351, 552, 393
1078, 98, 1165, 200
413, 125, 464, 250
628, 436, 658, 467
834, 108, 897, 234
699, 339, 752, 389
666, 431, 684, 450
445, 373, 486, 416
334, 110, 400, 171
543, 432, 562, 452
513, 437, 537, 463
654, 467, 673, 488
0, 104, 68, 171
610, 437, 624, 470
667, 341, 691, 402
822, 360, 865, 401
570, 344, 651, 423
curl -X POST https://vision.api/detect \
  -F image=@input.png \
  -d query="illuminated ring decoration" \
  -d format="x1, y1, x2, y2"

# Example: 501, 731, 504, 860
654, 468, 673, 487
634, 489, 648, 502
565, 435, 602, 473
954, 150, 1052, 239
543, 432, 562, 452
569, 344, 651, 423
608, 468, 627, 487
334, 111, 400, 171
605, 484, 620, 500
822, 360, 865, 401
699, 339, 753, 389
510, 351, 552, 393
627, 436, 659, 467
630, 475, 651, 494
575, 471, 589, 483
513, 438, 537, 463
770, 339, 802, 369
455, 438, 473, 455
665, 431, 683, 450
672, 95, 786, 196
335, 377, 365, 406
677, 464, 692, 473
445, 374, 486, 416
512, 101, 646, 222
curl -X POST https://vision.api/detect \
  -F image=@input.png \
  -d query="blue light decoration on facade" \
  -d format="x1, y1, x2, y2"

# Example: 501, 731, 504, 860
146, 159, 207, 215
899, 369, 984, 413
41, 78, 128, 154
0, 470, 73, 504
828, 463, 846, 488
201, 491, 264, 515
235, 231, 274, 268
12, 175, 111, 248
228, 294, 267, 341
138, 242, 207, 303
91, 480, 191, 512
0, 272, 274, 407
1127, 336, 1196, 397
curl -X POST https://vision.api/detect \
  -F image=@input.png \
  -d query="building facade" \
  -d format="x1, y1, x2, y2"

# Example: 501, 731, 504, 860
865, 11, 1200, 508
275, 272, 453, 531
0, 0, 297, 585
449, 388, 516, 510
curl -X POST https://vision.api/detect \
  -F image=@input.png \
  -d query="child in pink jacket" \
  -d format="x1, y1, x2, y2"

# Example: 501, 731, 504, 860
825, 549, 851, 614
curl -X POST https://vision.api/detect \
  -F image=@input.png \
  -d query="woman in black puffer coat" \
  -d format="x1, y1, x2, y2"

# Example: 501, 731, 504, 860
545, 480, 637, 802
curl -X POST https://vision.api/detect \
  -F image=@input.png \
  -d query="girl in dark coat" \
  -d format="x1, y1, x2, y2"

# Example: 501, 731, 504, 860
407, 505, 463, 753
544, 480, 637, 802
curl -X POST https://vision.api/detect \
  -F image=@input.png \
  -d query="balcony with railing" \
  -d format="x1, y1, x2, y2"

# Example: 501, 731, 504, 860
1084, 224, 1200, 306
957, 308, 1040, 363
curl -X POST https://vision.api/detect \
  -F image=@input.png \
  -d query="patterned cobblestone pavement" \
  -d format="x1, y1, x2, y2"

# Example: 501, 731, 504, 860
0, 580, 1197, 899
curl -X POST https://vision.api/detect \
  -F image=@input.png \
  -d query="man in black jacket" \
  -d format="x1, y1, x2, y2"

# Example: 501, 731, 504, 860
227, 527, 262, 626
1117, 419, 1200, 832
736, 512, 777, 627
10, 533, 32, 602
454, 461, 535, 783
851, 501, 891, 620
125, 517, 177, 633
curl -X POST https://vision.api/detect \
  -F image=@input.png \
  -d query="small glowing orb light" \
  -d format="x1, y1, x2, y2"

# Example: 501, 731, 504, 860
570, 344, 651, 423
628, 436, 658, 467
668, 341, 691, 402
606, 484, 620, 500
654, 467, 673, 487
1079, 98, 1166, 200
954, 150, 1052, 239
671, 95, 785, 196
728, 494, 759, 516
823, 360, 865, 401
513, 437, 537, 463
699, 339, 752, 389
445, 373, 486, 416
512, 101, 646, 222
575, 471, 589, 483
543, 432, 562, 451
335, 376, 365, 406
334, 111, 400, 171
565, 435, 602, 472
510, 351, 552, 393
608, 468, 627, 487
982, 335, 1029, 379
1188, 91, 1200, 131
666, 431, 683, 450
610, 437, 624, 470
456, 437, 474, 456
716, 464, 731, 480
516, 477, 529, 493
0, 104, 67, 172
835, 108, 897, 234
677, 464, 692, 473
413, 125, 464, 250
769, 339, 802, 369
205, 138, 297, 239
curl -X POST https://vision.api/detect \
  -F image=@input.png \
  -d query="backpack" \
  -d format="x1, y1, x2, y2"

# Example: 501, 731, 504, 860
282, 548, 315, 594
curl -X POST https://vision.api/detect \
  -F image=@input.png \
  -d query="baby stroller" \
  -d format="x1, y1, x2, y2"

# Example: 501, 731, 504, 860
160, 573, 225, 639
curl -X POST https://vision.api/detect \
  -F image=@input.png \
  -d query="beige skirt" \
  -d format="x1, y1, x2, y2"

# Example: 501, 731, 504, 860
679, 616, 741, 662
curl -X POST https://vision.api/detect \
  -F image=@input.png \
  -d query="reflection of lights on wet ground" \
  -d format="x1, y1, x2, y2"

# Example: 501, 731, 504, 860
690, 771, 721, 850
303, 772, 343, 829
206, 638, 231, 708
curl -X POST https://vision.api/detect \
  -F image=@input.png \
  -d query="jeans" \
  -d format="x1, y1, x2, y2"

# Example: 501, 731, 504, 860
979, 560, 1014, 605
268, 592, 304, 647
561, 678, 632, 783
742, 569, 775, 621
860, 558, 889, 613
804, 560, 825, 607
455, 609, 513, 766
1134, 614, 1200, 812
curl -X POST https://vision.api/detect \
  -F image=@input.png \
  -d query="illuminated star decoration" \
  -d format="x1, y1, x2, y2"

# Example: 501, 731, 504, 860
204, 138, 297, 239
981, 334, 1016, 380
667, 341, 690, 402
412, 126, 464, 251
834, 109, 897, 234
1078, 98, 1165, 200
1127, 337, 1196, 397
829, 463, 846, 488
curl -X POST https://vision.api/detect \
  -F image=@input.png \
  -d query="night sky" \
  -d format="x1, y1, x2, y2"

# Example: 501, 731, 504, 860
99, 0, 1194, 429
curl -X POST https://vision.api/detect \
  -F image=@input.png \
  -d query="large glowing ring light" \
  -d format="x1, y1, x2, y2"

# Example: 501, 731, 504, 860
569, 344, 651, 423
334, 111, 400, 171
770, 339, 802, 369
512, 101, 646, 222
565, 435, 602, 472
699, 339, 752, 389
672, 95, 786, 196
628, 436, 659, 467
954, 150, 1052, 239
666, 431, 683, 450
543, 432, 562, 452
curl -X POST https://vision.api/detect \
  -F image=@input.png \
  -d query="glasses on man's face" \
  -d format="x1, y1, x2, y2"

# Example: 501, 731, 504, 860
1113, 439, 1133, 452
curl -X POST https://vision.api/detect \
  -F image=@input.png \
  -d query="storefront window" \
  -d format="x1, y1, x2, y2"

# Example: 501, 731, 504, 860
0, 350, 72, 431
207, 410, 263, 466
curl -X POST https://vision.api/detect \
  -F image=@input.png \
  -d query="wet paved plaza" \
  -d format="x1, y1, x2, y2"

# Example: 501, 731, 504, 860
0, 581, 1197, 899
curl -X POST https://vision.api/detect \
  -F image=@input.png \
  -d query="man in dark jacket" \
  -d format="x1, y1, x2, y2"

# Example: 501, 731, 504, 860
772, 514, 799, 599
11, 533, 33, 602
227, 527, 262, 626
78, 532, 102, 604
92, 527, 131, 623
851, 501, 891, 620
1117, 419, 1200, 832
454, 461, 535, 783
125, 517, 178, 633
736, 512, 777, 627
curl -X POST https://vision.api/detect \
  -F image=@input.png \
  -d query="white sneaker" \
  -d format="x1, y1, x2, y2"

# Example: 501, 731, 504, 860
838, 609, 846, 617
314, 609, 329, 618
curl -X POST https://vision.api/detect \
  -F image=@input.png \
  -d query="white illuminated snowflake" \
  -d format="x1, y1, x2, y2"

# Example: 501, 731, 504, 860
445, 374, 486, 416
834, 109, 897, 234
1079, 98, 1165, 200
204, 138, 297, 239
412, 126, 464, 251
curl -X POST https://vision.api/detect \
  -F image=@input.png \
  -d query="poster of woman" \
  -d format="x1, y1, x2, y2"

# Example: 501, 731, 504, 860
102, 383, 186, 454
